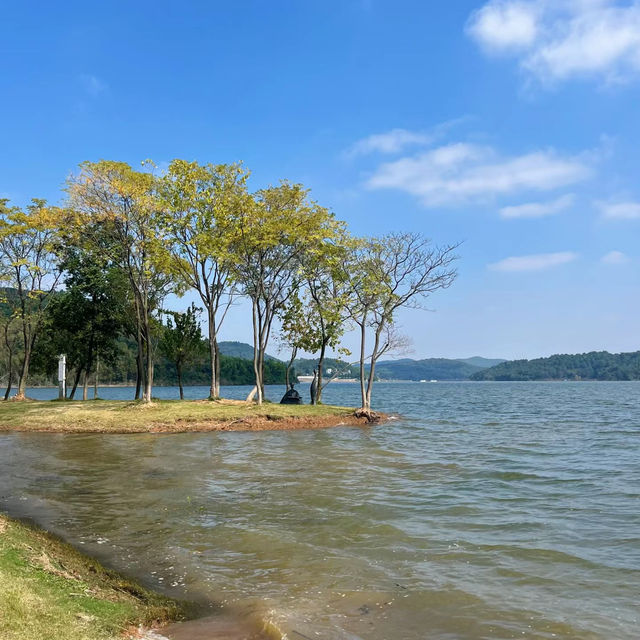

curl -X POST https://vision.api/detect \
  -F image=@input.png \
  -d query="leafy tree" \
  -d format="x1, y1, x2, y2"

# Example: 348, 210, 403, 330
0, 302, 21, 400
0, 199, 63, 398
278, 277, 350, 403
229, 182, 341, 404
297, 230, 352, 403
67, 161, 174, 402
346, 233, 459, 411
157, 160, 248, 399
32, 250, 129, 399
159, 303, 204, 399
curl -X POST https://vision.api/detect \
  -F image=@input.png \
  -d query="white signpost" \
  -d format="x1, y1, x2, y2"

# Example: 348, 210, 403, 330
57, 354, 66, 400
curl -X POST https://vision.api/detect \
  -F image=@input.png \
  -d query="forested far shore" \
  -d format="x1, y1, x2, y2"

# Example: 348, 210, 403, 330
472, 350, 640, 381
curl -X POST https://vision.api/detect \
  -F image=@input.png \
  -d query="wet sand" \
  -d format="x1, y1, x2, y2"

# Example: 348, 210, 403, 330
155, 614, 272, 640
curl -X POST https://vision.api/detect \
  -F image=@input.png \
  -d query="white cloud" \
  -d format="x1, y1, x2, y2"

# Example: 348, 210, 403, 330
347, 129, 433, 156
345, 119, 471, 157
601, 250, 629, 263
489, 251, 578, 271
467, 1, 539, 51
366, 142, 590, 206
499, 193, 574, 218
599, 200, 640, 219
467, 1, 640, 84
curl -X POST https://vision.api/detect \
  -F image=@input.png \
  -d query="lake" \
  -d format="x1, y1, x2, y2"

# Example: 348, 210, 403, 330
1, 382, 638, 639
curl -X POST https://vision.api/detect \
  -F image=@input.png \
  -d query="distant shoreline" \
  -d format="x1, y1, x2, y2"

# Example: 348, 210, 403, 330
19, 378, 640, 391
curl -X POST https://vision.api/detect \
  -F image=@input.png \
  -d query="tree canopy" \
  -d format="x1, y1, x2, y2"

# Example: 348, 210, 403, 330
1, 160, 460, 408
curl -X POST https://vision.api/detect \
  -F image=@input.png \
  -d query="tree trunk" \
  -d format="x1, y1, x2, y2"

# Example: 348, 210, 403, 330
358, 320, 367, 409
15, 280, 31, 400
207, 310, 218, 400
258, 347, 266, 400
3, 367, 11, 400
143, 319, 153, 403
177, 361, 184, 400
3, 325, 12, 401
214, 339, 221, 398
69, 367, 82, 400
3, 362, 12, 400
364, 326, 383, 410
315, 340, 328, 405
251, 300, 263, 405
134, 338, 143, 400
16, 348, 31, 399
82, 369, 89, 401
365, 360, 376, 409
94, 355, 99, 399
246, 386, 257, 402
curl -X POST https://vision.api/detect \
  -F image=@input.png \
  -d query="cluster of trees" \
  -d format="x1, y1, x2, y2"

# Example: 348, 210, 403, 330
471, 351, 640, 381
1, 159, 459, 408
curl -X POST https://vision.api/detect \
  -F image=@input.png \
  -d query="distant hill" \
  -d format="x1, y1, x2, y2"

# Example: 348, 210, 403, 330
294, 355, 507, 381
471, 351, 640, 381
0, 287, 20, 317
218, 341, 280, 362
373, 358, 483, 381
456, 357, 506, 369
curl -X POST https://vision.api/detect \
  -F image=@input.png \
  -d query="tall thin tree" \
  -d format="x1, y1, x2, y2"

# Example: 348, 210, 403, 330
230, 182, 341, 404
347, 233, 459, 411
157, 160, 246, 399
67, 161, 173, 403
0, 199, 63, 398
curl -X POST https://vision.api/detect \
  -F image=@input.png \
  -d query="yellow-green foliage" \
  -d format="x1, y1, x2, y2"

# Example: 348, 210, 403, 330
0, 398, 354, 433
0, 514, 191, 640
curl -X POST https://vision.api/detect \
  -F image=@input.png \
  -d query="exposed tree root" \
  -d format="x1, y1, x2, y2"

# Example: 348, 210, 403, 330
354, 408, 382, 423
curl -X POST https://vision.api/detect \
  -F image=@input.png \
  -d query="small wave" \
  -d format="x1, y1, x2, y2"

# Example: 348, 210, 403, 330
485, 470, 545, 481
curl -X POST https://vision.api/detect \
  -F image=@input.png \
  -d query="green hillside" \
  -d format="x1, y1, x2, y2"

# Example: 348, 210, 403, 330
294, 355, 505, 381
218, 341, 280, 362
471, 351, 640, 381
456, 356, 506, 369
373, 358, 483, 381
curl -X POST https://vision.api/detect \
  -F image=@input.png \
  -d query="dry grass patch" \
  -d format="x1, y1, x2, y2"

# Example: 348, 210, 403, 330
0, 398, 365, 433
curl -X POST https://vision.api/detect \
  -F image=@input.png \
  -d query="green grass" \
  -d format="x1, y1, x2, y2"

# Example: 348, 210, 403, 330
0, 513, 194, 640
0, 398, 356, 433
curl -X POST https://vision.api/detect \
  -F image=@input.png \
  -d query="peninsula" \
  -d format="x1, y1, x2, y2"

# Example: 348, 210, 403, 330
0, 399, 373, 434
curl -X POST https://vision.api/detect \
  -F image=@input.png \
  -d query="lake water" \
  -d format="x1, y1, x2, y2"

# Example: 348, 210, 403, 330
1, 382, 639, 639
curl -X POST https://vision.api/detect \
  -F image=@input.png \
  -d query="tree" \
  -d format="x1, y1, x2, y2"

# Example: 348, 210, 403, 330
346, 233, 459, 411
229, 182, 341, 404
0, 304, 21, 400
0, 199, 63, 399
159, 303, 204, 399
298, 230, 352, 403
157, 160, 248, 399
67, 161, 173, 403
278, 270, 350, 404
32, 249, 129, 400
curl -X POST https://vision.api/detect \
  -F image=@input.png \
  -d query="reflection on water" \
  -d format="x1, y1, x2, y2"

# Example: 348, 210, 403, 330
1, 382, 639, 639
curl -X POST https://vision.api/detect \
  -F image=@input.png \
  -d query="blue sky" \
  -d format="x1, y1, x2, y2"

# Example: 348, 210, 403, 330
2, 0, 640, 360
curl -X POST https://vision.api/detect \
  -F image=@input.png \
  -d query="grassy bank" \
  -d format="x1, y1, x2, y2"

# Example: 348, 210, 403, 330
0, 399, 363, 433
0, 513, 193, 640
